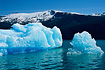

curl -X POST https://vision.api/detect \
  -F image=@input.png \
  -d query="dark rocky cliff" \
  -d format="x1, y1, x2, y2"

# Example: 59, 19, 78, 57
42, 12, 105, 39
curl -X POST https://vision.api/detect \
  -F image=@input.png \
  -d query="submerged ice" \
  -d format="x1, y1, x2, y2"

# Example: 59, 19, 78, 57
0, 23, 62, 56
69, 31, 104, 54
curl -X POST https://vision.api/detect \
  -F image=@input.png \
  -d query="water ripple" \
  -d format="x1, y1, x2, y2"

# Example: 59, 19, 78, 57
0, 40, 105, 70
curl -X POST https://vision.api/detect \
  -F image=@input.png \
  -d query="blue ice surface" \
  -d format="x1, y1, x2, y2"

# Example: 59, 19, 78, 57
69, 31, 104, 54
0, 23, 62, 56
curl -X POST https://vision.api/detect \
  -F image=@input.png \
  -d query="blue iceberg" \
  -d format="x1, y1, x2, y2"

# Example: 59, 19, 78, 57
69, 31, 104, 54
0, 23, 62, 56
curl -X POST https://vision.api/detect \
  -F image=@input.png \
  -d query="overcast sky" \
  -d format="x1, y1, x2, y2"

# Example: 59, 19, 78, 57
0, 0, 105, 15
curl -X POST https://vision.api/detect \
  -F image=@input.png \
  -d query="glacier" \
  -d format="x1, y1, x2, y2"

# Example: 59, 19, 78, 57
0, 10, 54, 23
68, 31, 104, 54
0, 10, 63, 24
0, 23, 62, 56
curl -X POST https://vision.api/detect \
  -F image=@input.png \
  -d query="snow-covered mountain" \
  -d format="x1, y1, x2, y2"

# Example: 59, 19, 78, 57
91, 13, 105, 16
0, 10, 85, 24
0, 10, 60, 24
1, 10, 105, 24
0, 10, 105, 40
0, 10, 105, 24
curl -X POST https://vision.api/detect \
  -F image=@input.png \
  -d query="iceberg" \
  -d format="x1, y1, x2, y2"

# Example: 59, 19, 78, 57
69, 31, 104, 54
0, 23, 62, 56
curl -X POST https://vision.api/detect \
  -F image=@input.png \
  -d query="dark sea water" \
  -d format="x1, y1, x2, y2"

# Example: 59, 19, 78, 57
0, 40, 105, 70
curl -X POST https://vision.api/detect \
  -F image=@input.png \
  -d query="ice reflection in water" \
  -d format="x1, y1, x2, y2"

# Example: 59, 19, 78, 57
0, 40, 105, 70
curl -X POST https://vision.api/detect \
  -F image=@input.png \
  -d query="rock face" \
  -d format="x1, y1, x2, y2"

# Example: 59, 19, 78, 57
0, 10, 105, 39
42, 11, 105, 40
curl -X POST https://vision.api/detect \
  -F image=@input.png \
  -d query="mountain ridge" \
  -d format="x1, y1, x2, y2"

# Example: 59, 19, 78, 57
0, 10, 105, 40
1, 10, 104, 24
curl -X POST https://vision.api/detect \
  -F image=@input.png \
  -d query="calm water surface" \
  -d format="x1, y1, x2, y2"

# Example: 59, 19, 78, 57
0, 40, 105, 70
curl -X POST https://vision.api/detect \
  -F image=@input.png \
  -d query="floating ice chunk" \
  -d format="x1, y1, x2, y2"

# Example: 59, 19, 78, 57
0, 22, 62, 56
0, 43, 8, 47
69, 31, 104, 54
0, 53, 3, 56
51, 26, 62, 47
67, 48, 81, 55
11, 23, 26, 32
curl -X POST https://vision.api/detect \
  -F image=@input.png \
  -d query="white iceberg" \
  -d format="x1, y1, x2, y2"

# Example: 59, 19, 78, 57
0, 23, 62, 56
69, 31, 104, 54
